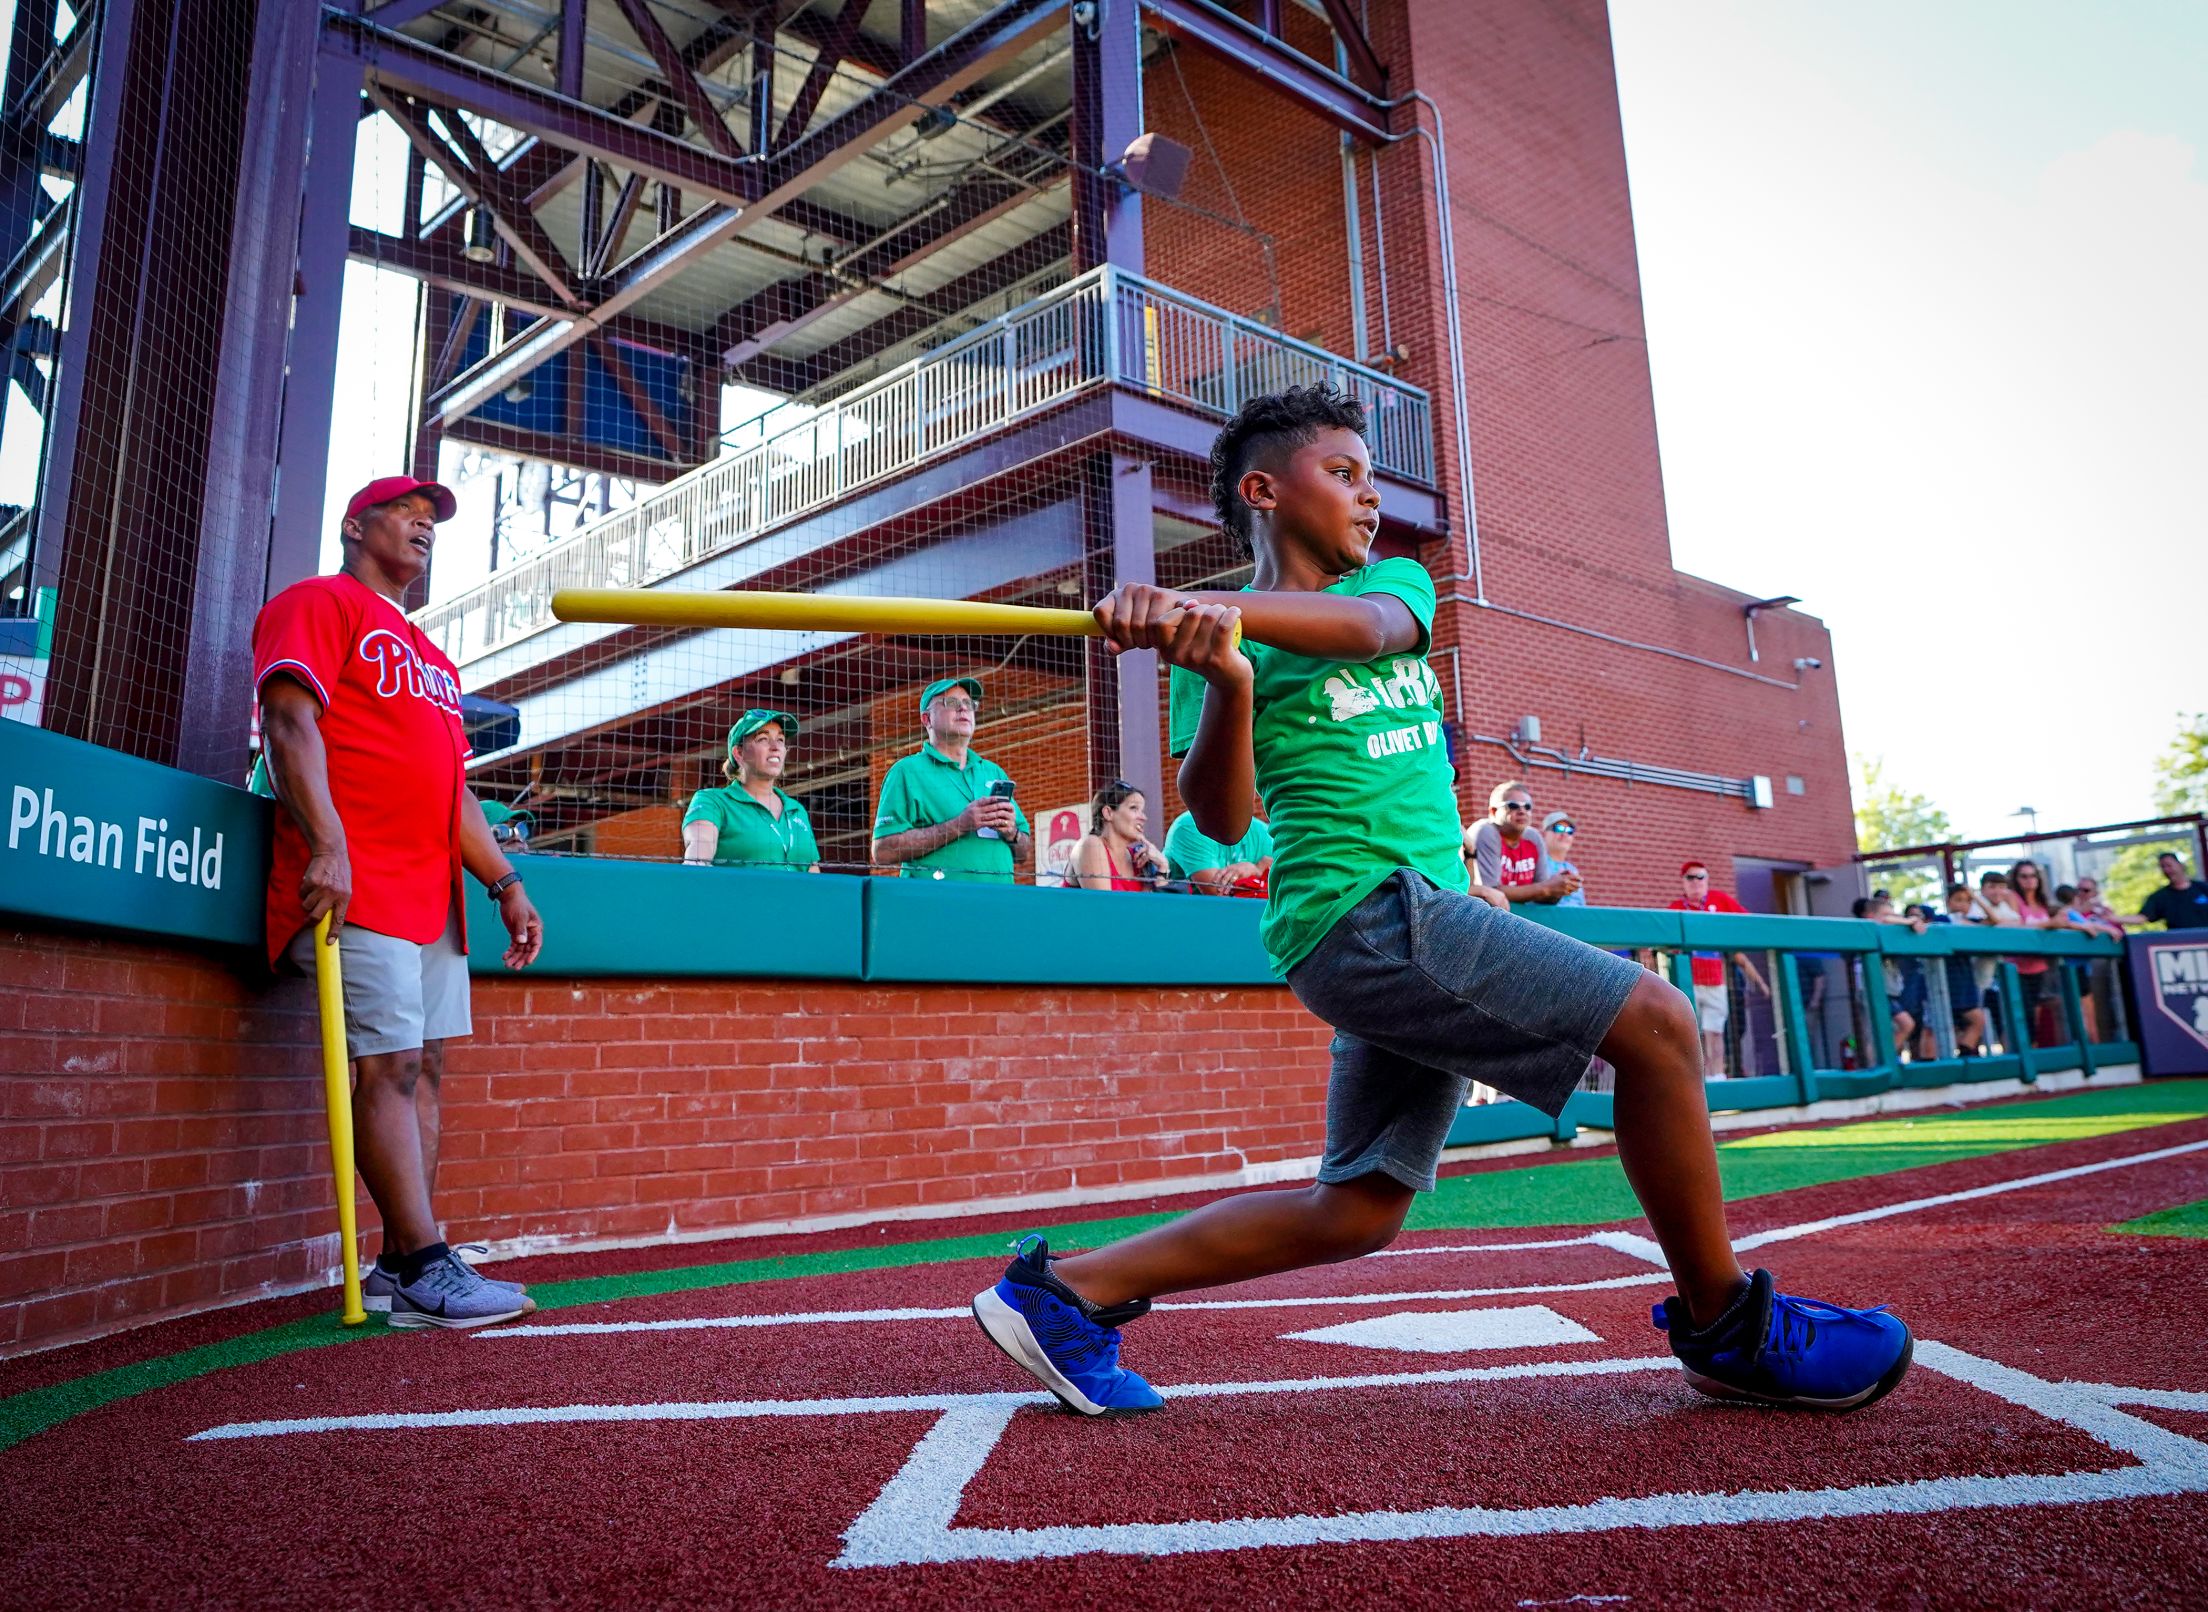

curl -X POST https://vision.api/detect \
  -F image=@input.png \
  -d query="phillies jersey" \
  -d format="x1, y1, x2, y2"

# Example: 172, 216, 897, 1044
252, 572, 469, 962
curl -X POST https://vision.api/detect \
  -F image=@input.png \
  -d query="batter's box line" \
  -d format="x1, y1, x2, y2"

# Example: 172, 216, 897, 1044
831, 1343, 2208, 1568
477, 1136, 2208, 1341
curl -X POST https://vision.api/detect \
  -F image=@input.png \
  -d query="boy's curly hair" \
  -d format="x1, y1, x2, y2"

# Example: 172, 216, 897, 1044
1209, 383, 1368, 555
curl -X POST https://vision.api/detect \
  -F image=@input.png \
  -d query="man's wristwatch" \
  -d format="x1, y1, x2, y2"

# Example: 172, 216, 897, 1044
485, 871, 524, 899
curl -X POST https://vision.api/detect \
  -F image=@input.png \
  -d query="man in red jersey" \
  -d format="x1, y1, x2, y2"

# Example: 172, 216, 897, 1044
255, 476, 544, 1329
1666, 860, 1768, 1078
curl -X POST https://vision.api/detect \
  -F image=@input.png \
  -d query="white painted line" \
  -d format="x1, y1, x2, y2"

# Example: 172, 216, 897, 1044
494, 1306, 968, 1339
477, 1276, 1670, 1340
190, 1356, 1676, 1442
1732, 1136, 2208, 1253
2070, 1384, 2208, 1413
474, 1132, 2208, 1340
831, 1342, 2208, 1568
1283, 1305, 1600, 1354
1369, 1234, 1600, 1259
1584, 1230, 1669, 1266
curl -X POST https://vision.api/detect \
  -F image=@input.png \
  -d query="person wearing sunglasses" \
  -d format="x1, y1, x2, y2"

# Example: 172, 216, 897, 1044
1461, 779, 1580, 904
1668, 861, 1768, 1077
1540, 810, 1586, 908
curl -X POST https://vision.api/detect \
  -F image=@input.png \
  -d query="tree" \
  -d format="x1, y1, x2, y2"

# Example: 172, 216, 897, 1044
1853, 754, 1952, 908
2103, 714, 2208, 919
2151, 711, 2208, 816
1853, 754, 1954, 851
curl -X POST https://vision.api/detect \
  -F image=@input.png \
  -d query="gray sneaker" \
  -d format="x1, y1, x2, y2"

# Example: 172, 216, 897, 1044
364, 1260, 533, 1315
388, 1253, 529, 1330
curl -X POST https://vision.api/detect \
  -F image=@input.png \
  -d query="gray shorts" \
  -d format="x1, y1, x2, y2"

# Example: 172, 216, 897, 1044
1285, 871, 1644, 1191
282, 902, 471, 1058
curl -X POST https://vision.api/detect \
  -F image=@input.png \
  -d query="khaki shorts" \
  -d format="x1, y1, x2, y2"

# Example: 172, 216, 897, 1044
284, 901, 471, 1057
1692, 982, 1730, 1033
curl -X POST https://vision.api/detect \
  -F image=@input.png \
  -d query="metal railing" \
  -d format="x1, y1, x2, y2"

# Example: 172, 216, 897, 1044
413, 266, 1436, 669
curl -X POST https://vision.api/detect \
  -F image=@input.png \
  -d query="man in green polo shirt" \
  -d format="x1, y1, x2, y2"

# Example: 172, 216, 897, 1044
871, 677, 1031, 881
1164, 800, 1273, 895
681, 710, 821, 872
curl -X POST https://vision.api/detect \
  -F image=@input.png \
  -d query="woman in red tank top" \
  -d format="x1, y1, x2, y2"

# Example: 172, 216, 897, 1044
1069, 780, 1170, 892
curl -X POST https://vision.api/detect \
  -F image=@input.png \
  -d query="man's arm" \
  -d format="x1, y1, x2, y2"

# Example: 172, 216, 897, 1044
871, 799, 1003, 866
258, 676, 351, 937
460, 790, 542, 968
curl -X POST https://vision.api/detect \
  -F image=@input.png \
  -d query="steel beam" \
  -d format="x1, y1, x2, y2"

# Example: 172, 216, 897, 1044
1140, 0, 1392, 141
324, 10, 762, 210
711, 163, 1065, 369
735, 217, 1069, 392
1070, 0, 1143, 273
422, 0, 1067, 424
369, 85, 585, 306
1315, 0, 1388, 93
777, 0, 875, 149
363, 0, 452, 27
611, 0, 745, 159
441, 414, 693, 483
345, 225, 701, 356
589, 334, 685, 460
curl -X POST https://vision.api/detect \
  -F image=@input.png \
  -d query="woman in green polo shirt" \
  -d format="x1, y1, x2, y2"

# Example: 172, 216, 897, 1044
681, 710, 821, 872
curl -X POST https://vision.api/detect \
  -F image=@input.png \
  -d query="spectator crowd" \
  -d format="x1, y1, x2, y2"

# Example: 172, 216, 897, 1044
638, 676, 2207, 1078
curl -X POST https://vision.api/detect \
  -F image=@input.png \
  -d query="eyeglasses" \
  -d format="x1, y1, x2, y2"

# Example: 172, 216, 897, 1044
1550, 825, 1575, 836
1682, 872, 1709, 881
1502, 801, 1533, 812
934, 697, 978, 713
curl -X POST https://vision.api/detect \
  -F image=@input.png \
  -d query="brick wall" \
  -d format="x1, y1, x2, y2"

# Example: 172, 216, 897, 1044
0, 922, 1332, 1356
1139, 0, 1858, 899
0, 928, 328, 1351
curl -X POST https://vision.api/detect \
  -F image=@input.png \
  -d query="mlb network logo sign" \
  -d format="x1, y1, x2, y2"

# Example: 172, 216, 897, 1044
2152, 943, 2208, 1051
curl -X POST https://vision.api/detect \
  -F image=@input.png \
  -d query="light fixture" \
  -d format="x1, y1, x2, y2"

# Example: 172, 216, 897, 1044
462, 206, 497, 265
779, 668, 801, 685
1108, 132, 1193, 201
502, 378, 532, 404
1741, 594, 1801, 663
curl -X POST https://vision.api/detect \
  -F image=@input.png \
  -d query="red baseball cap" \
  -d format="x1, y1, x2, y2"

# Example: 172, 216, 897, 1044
1680, 860, 1709, 875
345, 475, 456, 524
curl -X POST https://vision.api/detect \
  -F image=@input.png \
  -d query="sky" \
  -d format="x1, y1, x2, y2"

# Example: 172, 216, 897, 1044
1607, 0, 2208, 841
309, 4, 2207, 844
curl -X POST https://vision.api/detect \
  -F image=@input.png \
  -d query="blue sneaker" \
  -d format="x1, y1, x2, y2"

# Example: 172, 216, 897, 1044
971, 1236, 1164, 1416
1653, 1268, 1912, 1412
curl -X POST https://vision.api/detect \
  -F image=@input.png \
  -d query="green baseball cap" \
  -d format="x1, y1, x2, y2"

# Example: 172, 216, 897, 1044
727, 709, 798, 751
918, 676, 982, 715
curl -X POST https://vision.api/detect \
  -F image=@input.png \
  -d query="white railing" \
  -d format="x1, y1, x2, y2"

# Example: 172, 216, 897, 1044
414, 267, 1435, 668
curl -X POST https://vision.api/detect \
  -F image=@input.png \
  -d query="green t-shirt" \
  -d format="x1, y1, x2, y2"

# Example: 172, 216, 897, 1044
872, 743, 1032, 882
1163, 809, 1274, 880
1169, 557, 1466, 975
682, 784, 820, 871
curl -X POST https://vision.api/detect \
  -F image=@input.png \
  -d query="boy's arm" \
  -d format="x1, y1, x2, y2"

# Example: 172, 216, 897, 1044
1175, 615, 1257, 846
1098, 583, 1421, 663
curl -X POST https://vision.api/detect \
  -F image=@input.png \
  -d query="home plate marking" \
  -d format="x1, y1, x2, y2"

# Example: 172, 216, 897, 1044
832, 1343, 2208, 1568
1284, 1304, 1600, 1354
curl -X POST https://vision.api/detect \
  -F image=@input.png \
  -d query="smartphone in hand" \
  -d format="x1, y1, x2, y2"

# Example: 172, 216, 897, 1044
978, 778, 1015, 840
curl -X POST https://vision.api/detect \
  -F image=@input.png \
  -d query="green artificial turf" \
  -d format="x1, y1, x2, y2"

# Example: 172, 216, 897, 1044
4, 1078, 2202, 1452
2110, 1197, 2208, 1239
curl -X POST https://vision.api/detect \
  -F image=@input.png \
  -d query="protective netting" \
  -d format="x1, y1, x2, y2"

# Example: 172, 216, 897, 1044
320, 1, 1393, 873
4, 1, 1426, 881
3, 0, 280, 754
